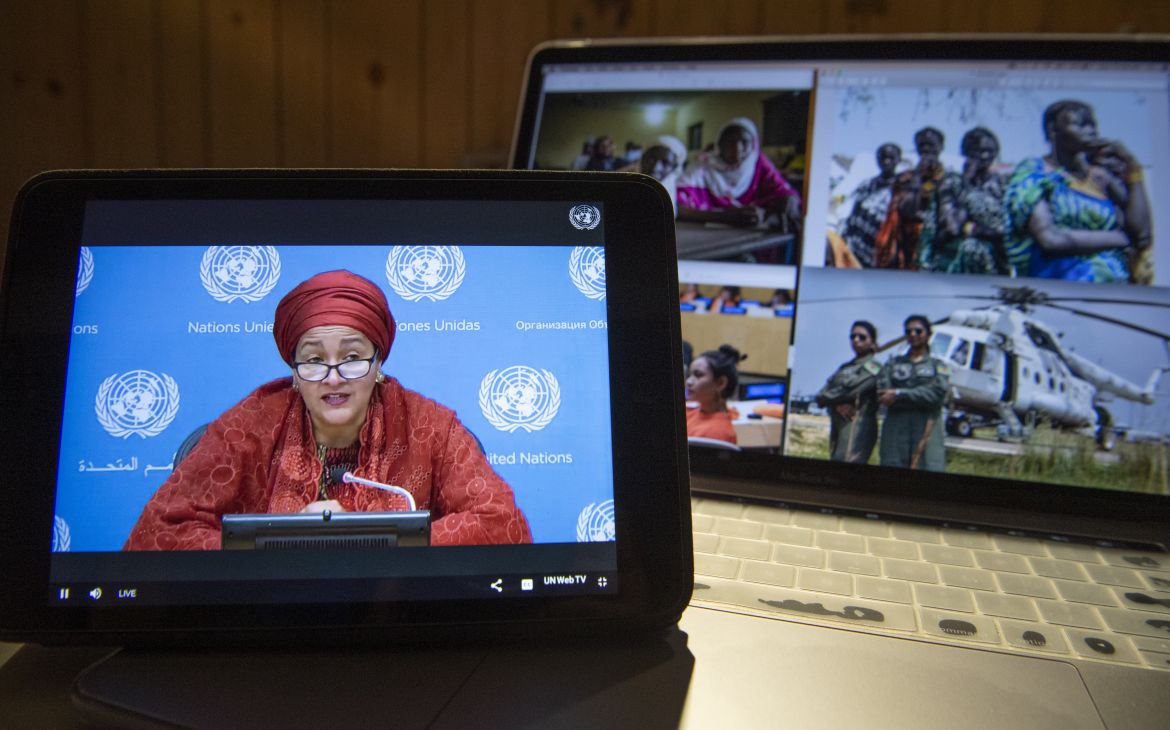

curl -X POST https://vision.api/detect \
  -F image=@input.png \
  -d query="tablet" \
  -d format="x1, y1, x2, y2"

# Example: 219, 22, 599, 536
0, 169, 692, 644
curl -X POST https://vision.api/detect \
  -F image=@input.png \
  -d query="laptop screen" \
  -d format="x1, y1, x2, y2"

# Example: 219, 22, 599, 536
48, 198, 619, 605
516, 43, 1170, 500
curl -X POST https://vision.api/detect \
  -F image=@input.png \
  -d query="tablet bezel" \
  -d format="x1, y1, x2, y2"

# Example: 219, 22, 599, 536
0, 169, 693, 644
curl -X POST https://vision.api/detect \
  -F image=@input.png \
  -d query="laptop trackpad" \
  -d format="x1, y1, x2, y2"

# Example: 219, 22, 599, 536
677, 606, 1103, 729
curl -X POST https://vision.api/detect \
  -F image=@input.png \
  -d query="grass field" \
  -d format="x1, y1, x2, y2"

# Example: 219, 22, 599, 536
785, 417, 1170, 495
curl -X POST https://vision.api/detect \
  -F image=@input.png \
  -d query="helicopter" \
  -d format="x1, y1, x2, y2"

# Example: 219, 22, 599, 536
874, 286, 1170, 449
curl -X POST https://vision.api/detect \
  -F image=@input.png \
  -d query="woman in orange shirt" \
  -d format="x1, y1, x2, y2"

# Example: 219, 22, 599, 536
685, 344, 746, 445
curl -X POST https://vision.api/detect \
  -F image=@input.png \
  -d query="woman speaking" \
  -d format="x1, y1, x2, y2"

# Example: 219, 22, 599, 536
125, 270, 531, 550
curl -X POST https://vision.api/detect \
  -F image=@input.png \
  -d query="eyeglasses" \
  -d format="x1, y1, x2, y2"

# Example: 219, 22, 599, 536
294, 354, 378, 382
905, 327, 927, 335
850, 333, 870, 341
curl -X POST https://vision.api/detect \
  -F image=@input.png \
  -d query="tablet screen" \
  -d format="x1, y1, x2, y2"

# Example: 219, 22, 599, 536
47, 198, 619, 607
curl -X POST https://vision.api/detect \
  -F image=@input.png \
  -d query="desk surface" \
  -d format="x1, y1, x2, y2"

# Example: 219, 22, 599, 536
4, 606, 1165, 729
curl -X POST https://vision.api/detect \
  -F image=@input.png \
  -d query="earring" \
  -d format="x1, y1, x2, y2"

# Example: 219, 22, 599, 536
292, 380, 300, 392
376, 372, 384, 383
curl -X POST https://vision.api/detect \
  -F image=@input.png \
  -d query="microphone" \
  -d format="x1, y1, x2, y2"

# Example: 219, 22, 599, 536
341, 471, 418, 511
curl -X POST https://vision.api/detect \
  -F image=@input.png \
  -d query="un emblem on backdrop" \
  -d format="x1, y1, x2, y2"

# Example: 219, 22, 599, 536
569, 204, 601, 231
95, 370, 180, 439
200, 245, 281, 303
569, 246, 606, 300
479, 366, 561, 433
52, 516, 72, 553
75, 246, 94, 296
385, 246, 466, 302
576, 500, 616, 542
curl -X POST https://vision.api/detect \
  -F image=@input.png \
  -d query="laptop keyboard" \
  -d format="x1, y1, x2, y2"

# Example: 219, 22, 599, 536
691, 497, 1170, 671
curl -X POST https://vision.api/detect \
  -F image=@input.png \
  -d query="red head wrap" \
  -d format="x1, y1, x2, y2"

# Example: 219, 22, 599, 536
273, 270, 396, 365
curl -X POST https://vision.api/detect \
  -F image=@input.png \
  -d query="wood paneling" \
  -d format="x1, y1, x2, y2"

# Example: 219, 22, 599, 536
3, 0, 1170, 249
469, 0, 551, 162
0, 2, 86, 244
83, 0, 159, 167
155, 0, 207, 167
207, 0, 279, 165
328, 0, 422, 167
422, 0, 472, 168
278, 0, 328, 167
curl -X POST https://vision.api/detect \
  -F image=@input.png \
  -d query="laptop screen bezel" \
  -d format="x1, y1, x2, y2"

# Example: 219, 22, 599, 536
510, 35, 1170, 547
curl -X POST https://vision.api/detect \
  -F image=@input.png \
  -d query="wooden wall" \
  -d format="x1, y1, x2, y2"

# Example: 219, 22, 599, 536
3, 0, 1170, 254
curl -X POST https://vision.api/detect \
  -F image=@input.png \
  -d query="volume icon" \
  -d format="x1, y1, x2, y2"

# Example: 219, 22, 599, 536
88, 587, 103, 600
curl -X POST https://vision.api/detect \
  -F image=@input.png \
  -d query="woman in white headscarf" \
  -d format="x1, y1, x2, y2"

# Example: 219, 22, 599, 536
677, 117, 801, 230
639, 135, 688, 216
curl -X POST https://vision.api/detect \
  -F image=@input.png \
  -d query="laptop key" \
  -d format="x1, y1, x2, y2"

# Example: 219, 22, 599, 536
717, 537, 771, 561
867, 537, 919, 561
1131, 635, 1170, 654
919, 608, 999, 644
998, 619, 1070, 654
855, 576, 912, 604
1102, 551, 1168, 572
739, 560, 795, 588
883, 558, 938, 584
712, 517, 764, 540
1029, 557, 1087, 582
995, 573, 1058, 600
816, 531, 865, 554
974, 592, 1039, 621
694, 553, 740, 579
914, 584, 976, 613
838, 516, 889, 538
691, 513, 715, 533
791, 511, 840, 531
1116, 590, 1170, 614
891, 523, 941, 544
920, 544, 975, 567
691, 498, 745, 518
1098, 606, 1170, 640
940, 531, 993, 550
772, 544, 825, 569
763, 524, 815, 547
1083, 564, 1145, 589
938, 565, 997, 592
1063, 628, 1142, 664
729, 580, 915, 631
828, 551, 880, 576
797, 568, 853, 596
1034, 598, 1104, 630
1053, 580, 1119, 607
692, 532, 719, 555
741, 504, 794, 525
993, 535, 1048, 557
1137, 651, 1170, 670
973, 551, 1030, 574
1144, 574, 1170, 592
1047, 542, 1103, 563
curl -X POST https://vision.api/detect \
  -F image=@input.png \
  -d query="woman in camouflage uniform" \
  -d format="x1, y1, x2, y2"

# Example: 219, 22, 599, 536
815, 320, 881, 463
877, 315, 950, 471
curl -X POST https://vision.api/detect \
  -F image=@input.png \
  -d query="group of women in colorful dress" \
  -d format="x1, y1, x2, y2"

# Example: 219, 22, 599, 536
836, 99, 1152, 284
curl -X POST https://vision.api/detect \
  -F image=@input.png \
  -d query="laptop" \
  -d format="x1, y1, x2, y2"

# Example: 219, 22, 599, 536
512, 35, 1170, 725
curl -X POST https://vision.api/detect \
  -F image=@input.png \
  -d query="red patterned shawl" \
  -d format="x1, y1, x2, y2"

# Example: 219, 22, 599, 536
124, 377, 532, 549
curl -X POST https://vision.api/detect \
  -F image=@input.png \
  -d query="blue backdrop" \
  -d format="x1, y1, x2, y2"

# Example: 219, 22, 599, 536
54, 244, 614, 551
